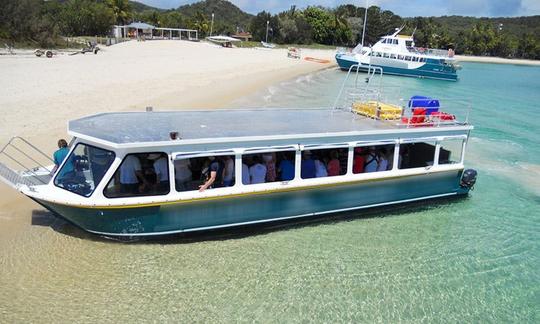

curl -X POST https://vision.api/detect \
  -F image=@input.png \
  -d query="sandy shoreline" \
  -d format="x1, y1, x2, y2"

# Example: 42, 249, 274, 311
456, 55, 540, 66
0, 40, 335, 241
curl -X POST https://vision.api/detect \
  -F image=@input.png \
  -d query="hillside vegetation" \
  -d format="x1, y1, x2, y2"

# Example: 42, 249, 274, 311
1, 0, 539, 59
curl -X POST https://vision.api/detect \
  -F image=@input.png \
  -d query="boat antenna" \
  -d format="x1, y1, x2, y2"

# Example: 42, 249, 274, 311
360, 0, 368, 49
411, 26, 417, 37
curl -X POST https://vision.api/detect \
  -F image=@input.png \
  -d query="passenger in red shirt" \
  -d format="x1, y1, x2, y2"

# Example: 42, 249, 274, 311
327, 150, 340, 176
353, 147, 366, 173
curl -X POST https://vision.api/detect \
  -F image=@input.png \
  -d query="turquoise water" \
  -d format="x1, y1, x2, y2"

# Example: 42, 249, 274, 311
0, 63, 539, 322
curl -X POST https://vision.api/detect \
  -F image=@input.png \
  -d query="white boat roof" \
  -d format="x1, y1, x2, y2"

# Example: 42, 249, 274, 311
68, 109, 471, 147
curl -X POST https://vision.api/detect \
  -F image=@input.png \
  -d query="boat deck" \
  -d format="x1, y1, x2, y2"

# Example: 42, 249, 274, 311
69, 108, 469, 145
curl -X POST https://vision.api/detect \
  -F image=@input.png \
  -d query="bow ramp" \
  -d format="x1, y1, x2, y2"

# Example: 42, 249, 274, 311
0, 137, 53, 189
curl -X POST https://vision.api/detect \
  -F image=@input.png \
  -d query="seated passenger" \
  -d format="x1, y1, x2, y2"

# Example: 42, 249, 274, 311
242, 162, 250, 185
353, 147, 365, 173
120, 154, 149, 194
376, 149, 389, 171
301, 151, 316, 179
174, 159, 192, 191
364, 148, 378, 173
222, 155, 235, 187
327, 151, 340, 176
150, 154, 169, 192
249, 155, 267, 184
263, 153, 276, 182
314, 155, 328, 178
278, 154, 295, 181
199, 156, 219, 192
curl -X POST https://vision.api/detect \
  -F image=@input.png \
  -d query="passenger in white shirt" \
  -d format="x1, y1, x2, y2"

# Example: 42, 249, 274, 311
119, 154, 148, 194
151, 154, 169, 193
174, 159, 192, 191
249, 156, 267, 184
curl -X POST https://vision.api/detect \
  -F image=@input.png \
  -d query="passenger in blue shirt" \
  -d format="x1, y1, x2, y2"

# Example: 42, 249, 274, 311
301, 151, 316, 179
52, 139, 73, 177
278, 154, 295, 181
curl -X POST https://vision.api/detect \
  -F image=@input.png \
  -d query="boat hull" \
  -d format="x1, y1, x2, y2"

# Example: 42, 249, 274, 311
336, 54, 458, 81
36, 170, 468, 237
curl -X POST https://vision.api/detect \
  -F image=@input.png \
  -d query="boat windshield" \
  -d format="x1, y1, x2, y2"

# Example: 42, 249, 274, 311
54, 143, 115, 197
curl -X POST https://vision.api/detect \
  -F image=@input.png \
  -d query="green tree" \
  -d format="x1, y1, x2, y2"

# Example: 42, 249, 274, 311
107, 0, 132, 25
303, 6, 333, 44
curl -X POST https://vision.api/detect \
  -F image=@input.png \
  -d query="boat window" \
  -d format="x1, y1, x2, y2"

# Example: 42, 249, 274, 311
383, 53, 390, 58
173, 154, 235, 192
439, 139, 464, 165
393, 39, 398, 45
376, 52, 382, 57
405, 56, 412, 61
419, 57, 425, 62
398, 55, 404, 60
382, 39, 387, 44
54, 143, 115, 197
390, 54, 397, 59
398, 142, 436, 169
104, 152, 170, 198
353, 145, 395, 174
301, 148, 348, 179
242, 150, 295, 185
406, 40, 413, 48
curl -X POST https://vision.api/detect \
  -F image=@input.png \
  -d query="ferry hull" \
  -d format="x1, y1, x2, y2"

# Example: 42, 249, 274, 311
35, 170, 469, 237
336, 54, 458, 81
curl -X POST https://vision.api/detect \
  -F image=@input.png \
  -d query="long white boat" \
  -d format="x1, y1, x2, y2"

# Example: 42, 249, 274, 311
0, 67, 477, 238
336, 27, 460, 81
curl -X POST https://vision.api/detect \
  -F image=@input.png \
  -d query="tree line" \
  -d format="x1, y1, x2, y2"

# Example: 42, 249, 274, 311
1, 0, 539, 59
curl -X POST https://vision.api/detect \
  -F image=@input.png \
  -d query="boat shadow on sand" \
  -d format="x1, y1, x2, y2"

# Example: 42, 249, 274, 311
31, 195, 468, 244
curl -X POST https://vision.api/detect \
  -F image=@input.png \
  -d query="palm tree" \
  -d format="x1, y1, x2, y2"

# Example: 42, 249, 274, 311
107, 0, 132, 25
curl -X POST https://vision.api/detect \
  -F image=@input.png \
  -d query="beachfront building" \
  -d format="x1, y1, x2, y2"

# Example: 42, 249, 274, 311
112, 22, 198, 41
231, 32, 252, 42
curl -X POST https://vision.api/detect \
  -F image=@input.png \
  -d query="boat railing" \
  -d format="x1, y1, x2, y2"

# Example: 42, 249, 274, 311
0, 136, 54, 189
408, 47, 451, 58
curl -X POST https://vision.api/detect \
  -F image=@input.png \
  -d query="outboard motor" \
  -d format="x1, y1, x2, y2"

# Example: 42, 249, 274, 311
460, 169, 478, 190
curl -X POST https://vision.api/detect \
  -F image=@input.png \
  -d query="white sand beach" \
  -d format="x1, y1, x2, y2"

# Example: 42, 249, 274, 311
0, 40, 335, 240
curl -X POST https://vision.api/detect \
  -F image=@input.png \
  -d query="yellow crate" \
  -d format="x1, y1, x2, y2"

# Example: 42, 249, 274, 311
352, 101, 402, 120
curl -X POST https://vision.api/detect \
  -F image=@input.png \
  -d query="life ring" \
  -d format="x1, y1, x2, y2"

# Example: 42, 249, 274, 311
304, 57, 331, 64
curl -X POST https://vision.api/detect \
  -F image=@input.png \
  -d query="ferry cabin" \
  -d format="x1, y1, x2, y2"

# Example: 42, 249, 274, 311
23, 109, 473, 237
336, 31, 459, 81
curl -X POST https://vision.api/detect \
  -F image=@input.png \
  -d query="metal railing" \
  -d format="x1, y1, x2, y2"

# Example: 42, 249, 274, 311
0, 137, 54, 189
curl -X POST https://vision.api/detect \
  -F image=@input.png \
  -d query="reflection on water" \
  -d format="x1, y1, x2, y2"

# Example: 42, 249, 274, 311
1, 63, 539, 322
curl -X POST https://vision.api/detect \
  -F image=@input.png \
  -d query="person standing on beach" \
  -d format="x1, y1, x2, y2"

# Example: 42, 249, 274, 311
52, 139, 73, 176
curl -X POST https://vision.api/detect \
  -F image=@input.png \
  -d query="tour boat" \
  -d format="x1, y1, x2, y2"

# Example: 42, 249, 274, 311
0, 66, 476, 237
336, 27, 460, 81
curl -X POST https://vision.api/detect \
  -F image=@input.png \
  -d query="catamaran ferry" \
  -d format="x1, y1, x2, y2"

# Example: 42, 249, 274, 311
336, 27, 460, 81
0, 67, 476, 238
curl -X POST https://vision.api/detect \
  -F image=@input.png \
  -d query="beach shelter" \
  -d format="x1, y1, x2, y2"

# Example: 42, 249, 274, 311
117, 22, 155, 39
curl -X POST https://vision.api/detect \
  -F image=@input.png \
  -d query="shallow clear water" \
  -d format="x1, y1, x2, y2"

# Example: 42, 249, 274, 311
1, 63, 539, 322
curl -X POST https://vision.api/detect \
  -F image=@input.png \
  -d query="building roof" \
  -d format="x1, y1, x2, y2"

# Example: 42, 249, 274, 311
126, 22, 155, 30
68, 109, 471, 147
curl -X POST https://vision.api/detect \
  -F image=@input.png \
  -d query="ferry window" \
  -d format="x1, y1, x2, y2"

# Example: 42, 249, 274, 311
393, 39, 398, 45
405, 56, 412, 61
104, 152, 169, 198
439, 139, 464, 165
390, 54, 397, 59
399, 142, 436, 169
398, 55, 404, 60
174, 155, 235, 192
382, 39, 387, 44
376, 52, 382, 57
353, 145, 394, 174
406, 40, 413, 48
54, 143, 115, 197
242, 151, 295, 185
301, 148, 348, 179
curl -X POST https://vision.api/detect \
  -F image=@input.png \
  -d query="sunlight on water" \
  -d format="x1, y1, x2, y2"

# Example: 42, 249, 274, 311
1, 63, 539, 322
